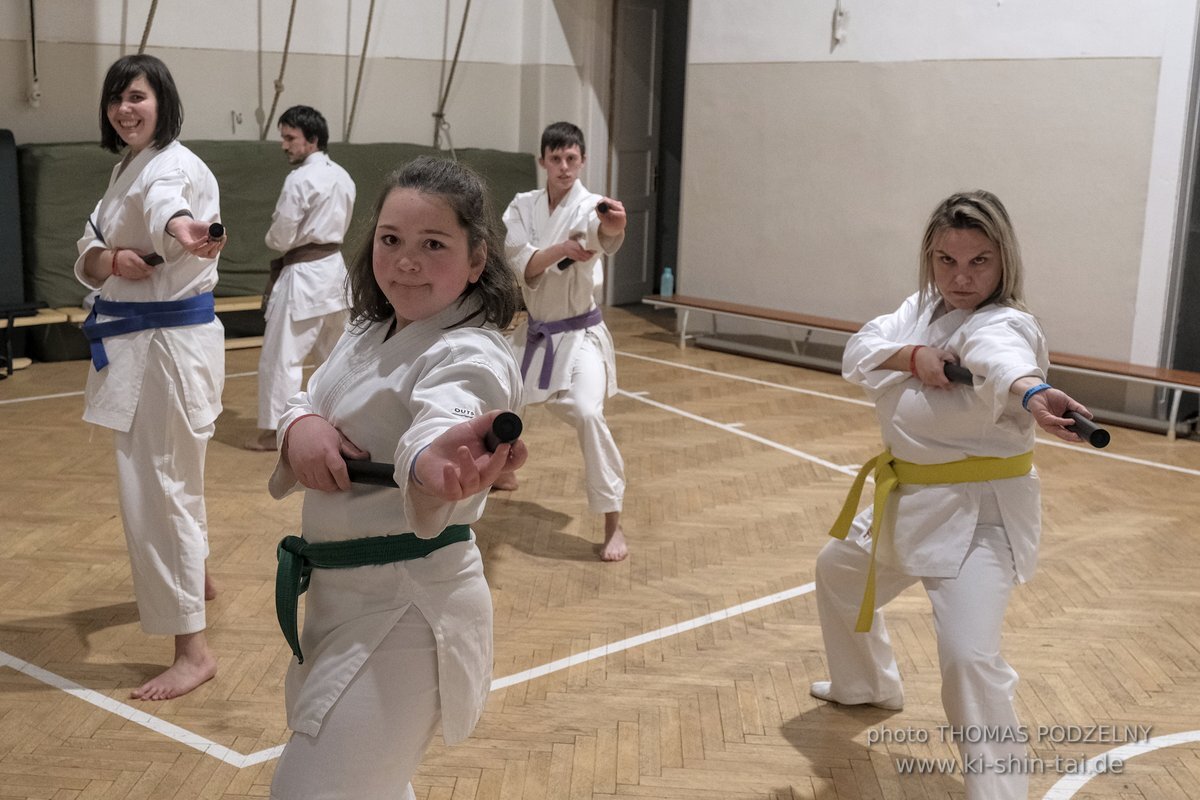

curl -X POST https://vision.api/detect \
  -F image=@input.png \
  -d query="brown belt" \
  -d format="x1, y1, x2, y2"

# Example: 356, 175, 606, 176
264, 242, 343, 306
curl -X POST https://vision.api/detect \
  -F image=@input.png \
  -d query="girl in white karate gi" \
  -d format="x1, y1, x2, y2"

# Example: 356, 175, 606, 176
75, 54, 227, 701
811, 191, 1091, 800
268, 157, 526, 800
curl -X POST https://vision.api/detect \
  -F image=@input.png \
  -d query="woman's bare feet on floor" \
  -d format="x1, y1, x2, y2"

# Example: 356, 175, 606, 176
599, 512, 628, 562
131, 632, 217, 701
244, 430, 277, 451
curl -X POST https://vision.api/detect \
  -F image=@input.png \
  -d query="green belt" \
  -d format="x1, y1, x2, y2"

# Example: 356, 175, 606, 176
275, 524, 472, 663
828, 450, 1033, 633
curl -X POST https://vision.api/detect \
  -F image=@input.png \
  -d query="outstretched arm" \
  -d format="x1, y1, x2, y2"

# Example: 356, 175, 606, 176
1010, 376, 1092, 443
410, 410, 528, 501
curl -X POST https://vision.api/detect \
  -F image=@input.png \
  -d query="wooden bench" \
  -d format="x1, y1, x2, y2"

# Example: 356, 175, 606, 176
642, 294, 859, 350
0, 295, 266, 376
643, 293, 1200, 441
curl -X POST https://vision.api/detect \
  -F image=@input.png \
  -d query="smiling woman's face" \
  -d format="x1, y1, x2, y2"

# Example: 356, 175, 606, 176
107, 75, 158, 155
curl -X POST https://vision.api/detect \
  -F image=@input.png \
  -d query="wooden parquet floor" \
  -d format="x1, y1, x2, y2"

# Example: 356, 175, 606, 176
2, 305, 1199, 799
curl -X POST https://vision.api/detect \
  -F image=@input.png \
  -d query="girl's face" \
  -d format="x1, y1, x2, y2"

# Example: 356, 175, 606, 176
372, 188, 485, 325
932, 227, 1002, 311
107, 75, 158, 155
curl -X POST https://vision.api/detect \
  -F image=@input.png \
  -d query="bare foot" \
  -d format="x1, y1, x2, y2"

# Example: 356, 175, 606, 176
131, 632, 217, 701
599, 525, 628, 562
491, 471, 519, 492
204, 570, 217, 601
244, 430, 277, 452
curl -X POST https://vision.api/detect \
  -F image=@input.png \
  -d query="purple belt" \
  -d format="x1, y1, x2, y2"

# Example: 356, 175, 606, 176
521, 307, 603, 389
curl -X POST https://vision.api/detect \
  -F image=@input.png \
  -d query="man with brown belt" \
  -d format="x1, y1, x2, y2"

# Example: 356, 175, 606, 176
246, 105, 355, 451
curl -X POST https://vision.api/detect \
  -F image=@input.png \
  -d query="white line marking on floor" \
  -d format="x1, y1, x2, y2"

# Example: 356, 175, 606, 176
1041, 728, 1200, 799
4, 344, 1196, 769
616, 349, 1200, 478
0, 648, 253, 768
617, 349, 874, 406
616, 389, 859, 476
491, 582, 816, 691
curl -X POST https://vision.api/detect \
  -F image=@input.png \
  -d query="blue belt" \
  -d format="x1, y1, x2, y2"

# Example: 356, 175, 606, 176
82, 293, 216, 370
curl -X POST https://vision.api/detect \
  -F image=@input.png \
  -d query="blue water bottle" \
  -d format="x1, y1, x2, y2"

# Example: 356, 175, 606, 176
660, 266, 674, 297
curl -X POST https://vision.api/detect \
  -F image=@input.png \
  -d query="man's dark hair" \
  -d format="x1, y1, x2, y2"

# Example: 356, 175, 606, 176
540, 121, 586, 158
99, 54, 183, 154
278, 105, 329, 151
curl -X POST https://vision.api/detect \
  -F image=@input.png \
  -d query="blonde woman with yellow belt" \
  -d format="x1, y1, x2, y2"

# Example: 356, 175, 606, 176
810, 191, 1091, 800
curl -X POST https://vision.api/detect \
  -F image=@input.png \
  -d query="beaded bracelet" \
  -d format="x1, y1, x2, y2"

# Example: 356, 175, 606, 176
1021, 383, 1052, 410
908, 345, 925, 377
110, 248, 122, 277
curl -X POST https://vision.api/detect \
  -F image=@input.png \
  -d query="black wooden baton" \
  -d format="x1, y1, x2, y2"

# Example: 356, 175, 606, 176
557, 202, 611, 270
941, 362, 1109, 448
344, 412, 524, 487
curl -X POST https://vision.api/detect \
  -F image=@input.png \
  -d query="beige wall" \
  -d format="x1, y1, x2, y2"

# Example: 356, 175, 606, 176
679, 58, 1160, 362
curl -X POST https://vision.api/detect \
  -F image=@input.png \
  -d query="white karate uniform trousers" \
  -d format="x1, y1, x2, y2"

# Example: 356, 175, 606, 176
270, 607, 440, 800
114, 334, 212, 635
815, 493, 1028, 800
542, 333, 625, 514
258, 305, 347, 430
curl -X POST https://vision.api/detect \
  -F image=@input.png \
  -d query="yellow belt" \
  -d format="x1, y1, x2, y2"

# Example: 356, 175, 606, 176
828, 450, 1034, 632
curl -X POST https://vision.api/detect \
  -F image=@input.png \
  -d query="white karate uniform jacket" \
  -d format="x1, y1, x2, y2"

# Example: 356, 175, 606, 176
502, 180, 623, 404
264, 151, 355, 322
268, 299, 522, 742
843, 292, 1047, 581
74, 141, 224, 432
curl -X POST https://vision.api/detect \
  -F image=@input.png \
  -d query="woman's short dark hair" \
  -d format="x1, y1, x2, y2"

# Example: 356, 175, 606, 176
347, 156, 520, 331
99, 54, 183, 154
278, 105, 329, 151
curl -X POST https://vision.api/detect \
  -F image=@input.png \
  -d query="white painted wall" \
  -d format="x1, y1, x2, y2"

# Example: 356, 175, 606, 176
681, 0, 1199, 370
0, 0, 614, 191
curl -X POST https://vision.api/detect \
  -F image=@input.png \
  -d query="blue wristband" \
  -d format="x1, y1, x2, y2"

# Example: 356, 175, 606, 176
1022, 382, 1052, 410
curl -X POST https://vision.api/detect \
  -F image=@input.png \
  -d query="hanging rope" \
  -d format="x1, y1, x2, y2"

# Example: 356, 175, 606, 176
137, 0, 159, 54
432, 0, 473, 157
27, 0, 38, 81
343, 0, 377, 142
261, 0, 299, 139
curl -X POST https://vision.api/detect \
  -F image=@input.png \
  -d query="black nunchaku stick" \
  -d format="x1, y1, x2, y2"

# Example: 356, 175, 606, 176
344, 412, 524, 487
140, 223, 225, 267
941, 362, 1110, 448
557, 201, 611, 270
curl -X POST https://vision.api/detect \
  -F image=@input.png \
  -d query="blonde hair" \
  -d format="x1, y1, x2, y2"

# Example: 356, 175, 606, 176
917, 190, 1027, 313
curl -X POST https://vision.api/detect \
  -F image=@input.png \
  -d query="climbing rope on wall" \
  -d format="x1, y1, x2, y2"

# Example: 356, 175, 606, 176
261, 0, 299, 139
137, 0, 159, 54
343, 0, 377, 142
432, 0, 473, 158
26, 0, 41, 106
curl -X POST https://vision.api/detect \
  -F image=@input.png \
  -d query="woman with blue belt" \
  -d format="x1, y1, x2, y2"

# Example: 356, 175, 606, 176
75, 54, 226, 701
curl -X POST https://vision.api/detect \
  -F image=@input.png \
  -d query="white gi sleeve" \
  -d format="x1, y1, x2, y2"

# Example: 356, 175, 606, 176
142, 166, 194, 264
959, 313, 1046, 422
268, 387, 320, 499
398, 341, 518, 538
502, 198, 538, 287
843, 292, 923, 399
74, 200, 108, 290
266, 173, 307, 252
